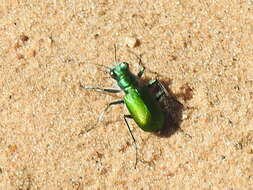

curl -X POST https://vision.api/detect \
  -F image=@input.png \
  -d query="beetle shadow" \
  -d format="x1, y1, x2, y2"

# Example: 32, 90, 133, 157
142, 78, 186, 138
157, 80, 185, 138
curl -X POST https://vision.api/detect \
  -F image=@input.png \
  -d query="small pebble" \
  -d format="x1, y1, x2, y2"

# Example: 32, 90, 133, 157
13, 42, 21, 49
16, 53, 24, 60
20, 34, 29, 42
125, 37, 140, 48
28, 49, 36, 57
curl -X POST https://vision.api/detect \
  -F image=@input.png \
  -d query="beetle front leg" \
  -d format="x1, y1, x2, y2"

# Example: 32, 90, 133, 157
136, 54, 146, 78
123, 115, 138, 169
127, 49, 145, 78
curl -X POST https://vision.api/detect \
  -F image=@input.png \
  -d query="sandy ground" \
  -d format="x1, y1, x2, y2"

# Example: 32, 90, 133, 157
0, 0, 253, 189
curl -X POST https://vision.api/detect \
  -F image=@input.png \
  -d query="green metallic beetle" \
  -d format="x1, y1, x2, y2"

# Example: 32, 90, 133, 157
81, 48, 169, 168
111, 62, 165, 131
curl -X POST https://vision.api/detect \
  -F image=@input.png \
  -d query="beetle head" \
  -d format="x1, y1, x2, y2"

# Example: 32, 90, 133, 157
110, 62, 129, 79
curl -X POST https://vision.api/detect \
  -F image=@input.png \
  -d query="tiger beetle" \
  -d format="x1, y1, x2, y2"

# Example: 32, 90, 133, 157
80, 46, 169, 168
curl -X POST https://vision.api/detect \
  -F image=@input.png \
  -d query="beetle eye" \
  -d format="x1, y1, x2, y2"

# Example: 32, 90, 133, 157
122, 62, 128, 69
110, 70, 116, 78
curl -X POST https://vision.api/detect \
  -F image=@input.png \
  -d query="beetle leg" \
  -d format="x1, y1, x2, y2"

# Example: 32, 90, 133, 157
123, 115, 138, 169
156, 80, 169, 96
155, 90, 166, 100
146, 79, 170, 100
137, 66, 145, 78
136, 54, 146, 78
80, 84, 121, 93
126, 49, 145, 78
146, 79, 158, 87
147, 79, 167, 93
146, 79, 165, 100
86, 100, 124, 132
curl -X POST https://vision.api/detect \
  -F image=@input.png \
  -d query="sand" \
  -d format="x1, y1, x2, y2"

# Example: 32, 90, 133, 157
0, 0, 252, 189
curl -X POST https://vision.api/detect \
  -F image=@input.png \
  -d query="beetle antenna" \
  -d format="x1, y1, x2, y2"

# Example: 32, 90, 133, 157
114, 44, 118, 64
81, 62, 111, 72
94, 63, 111, 71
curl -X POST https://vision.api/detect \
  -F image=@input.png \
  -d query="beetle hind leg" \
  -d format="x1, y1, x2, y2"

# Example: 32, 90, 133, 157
123, 115, 138, 169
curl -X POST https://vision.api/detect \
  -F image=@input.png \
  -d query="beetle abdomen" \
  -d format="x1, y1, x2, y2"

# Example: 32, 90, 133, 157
124, 89, 151, 128
124, 88, 164, 132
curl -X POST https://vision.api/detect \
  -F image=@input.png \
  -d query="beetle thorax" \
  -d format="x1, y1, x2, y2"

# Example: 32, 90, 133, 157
117, 74, 135, 91
110, 62, 137, 92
